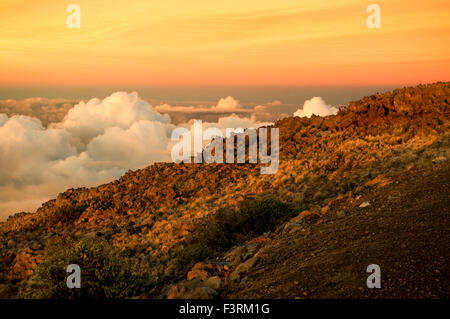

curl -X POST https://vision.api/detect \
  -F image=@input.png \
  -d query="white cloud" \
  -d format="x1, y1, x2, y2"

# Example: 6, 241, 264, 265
53, 91, 170, 146
212, 96, 240, 111
0, 113, 8, 126
86, 120, 173, 166
294, 97, 338, 118
0, 115, 77, 186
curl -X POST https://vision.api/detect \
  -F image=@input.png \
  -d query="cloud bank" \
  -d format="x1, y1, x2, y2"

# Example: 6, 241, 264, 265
0, 97, 76, 127
0, 92, 268, 220
1, 95, 292, 127
154, 97, 290, 124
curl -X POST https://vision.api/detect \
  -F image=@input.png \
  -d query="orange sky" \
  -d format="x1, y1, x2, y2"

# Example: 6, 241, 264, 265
0, 0, 449, 86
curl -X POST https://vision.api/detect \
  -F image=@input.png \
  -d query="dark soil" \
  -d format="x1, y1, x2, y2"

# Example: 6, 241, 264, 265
223, 163, 450, 298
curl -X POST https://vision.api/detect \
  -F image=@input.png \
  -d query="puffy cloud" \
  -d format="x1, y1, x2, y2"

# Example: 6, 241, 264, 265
0, 92, 177, 219
212, 96, 241, 111
294, 97, 338, 118
53, 92, 170, 146
0, 115, 77, 186
86, 120, 173, 166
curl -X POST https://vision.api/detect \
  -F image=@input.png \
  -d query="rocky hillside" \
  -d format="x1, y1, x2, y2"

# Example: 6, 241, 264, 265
0, 82, 449, 298
169, 162, 449, 299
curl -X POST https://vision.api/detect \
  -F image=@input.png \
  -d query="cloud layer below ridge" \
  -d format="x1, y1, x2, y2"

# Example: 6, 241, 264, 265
0, 92, 269, 219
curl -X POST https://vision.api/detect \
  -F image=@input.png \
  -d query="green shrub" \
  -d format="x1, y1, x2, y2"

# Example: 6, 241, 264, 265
19, 238, 154, 299
172, 243, 213, 273
174, 196, 298, 271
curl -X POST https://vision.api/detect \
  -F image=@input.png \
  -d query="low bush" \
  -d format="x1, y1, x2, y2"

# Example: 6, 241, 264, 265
19, 238, 154, 299
174, 196, 302, 271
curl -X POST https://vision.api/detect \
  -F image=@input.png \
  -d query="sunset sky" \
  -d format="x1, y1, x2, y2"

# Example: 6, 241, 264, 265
1, 0, 449, 86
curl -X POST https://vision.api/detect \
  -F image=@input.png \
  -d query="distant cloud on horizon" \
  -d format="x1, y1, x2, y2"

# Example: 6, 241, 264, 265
293, 97, 338, 118
0, 97, 76, 127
